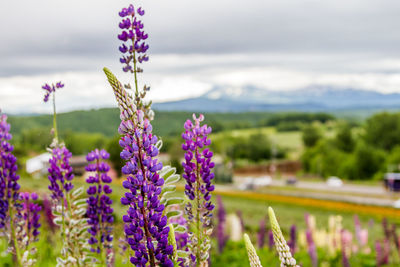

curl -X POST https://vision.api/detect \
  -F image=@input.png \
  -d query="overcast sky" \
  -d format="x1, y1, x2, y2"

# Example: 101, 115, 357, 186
2, 0, 400, 113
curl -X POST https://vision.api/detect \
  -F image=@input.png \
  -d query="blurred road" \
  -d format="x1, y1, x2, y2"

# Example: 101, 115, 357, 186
229, 176, 400, 207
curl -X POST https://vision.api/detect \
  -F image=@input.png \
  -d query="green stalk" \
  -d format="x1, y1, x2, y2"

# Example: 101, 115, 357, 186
195, 148, 201, 267
52, 92, 58, 141
9, 207, 22, 266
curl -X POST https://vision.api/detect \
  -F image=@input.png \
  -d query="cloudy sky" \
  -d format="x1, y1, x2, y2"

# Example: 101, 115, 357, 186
1, 0, 400, 113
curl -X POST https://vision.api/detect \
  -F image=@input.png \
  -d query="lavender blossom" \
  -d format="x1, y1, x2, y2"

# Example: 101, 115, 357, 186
216, 195, 227, 253
306, 230, 318, 267
0, 113, 20, 228
120, 110, 173, 267
257, 217, 266, 249
182, 113, 215, 265
85, 149, 114, 262
41, 82, 64, 103
47, 146, 74, 203
268, 230, 274, 250
376, 239, 390, 266
42, 195, 57, 231
287, 224, 297, 255
19, 192, 42, 243
118, 4, 149, 73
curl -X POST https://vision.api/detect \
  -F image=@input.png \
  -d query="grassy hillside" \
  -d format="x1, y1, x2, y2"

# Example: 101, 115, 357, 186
8, 108, 333, 138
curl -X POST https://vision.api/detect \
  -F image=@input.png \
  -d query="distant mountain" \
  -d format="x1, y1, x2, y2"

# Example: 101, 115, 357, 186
153, 86, 400, 112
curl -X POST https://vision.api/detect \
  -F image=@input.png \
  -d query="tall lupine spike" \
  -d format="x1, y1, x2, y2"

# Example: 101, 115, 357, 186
268, 207, 299, 267
0, 112, 22, 264
244, 234, 263, 267
216, 195, 227, 253
0, 112, 20, 227
181, 113, 215, 266
47, 146, 74, 203
119, 110, 173, 267
287, 225, 297, 255
85, 149, 114, 265
16, 192, 42, 267
257, 217, 266, 249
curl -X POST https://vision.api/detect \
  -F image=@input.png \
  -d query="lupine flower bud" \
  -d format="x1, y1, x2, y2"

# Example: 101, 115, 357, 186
268, 207, 299, 267
244, 233, 263, 267
47, 146, 74, 202
0, 113, 20, 228
85, 149, 114, 259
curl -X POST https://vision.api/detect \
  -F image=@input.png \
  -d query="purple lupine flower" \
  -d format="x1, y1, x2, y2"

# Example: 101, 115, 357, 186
19, 192, 42, 243
42, 195, 57, 231
0, 113, 20, 228
181, 113, 215, 264
257, 217, 266, 248
268, 229, 274, 250
47, 146, 74, 202
287, 224, 297, 254
376, 239, 390, 266
119, 110, 173, 267
118, 4, 149, 72
306, 230, 318, 267
216, 195, 228, 253
182, 114, 214, 206
85, 149, 114, 257
41, 82, 64, 102
341, 229, 352, 267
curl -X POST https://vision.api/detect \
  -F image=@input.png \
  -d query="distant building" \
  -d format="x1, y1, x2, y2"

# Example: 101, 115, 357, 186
26, 153, 90, 177
26, 153, 52, 177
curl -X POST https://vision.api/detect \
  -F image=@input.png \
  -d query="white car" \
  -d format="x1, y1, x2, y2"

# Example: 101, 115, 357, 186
393, 199, 400, 209
326, 176, 343, 187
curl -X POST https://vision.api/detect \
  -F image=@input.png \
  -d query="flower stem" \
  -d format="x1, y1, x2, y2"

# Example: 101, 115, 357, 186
52, 92, 58, 141
9, 206, 22, 266
96, 158, 106, 266
195, 148, 201, 267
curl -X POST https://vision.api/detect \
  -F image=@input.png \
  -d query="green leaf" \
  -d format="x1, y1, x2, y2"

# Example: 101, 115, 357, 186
165, 174, 180, 185
174, 225, 186, 233
166, 210, 182, 218
165, 197, 184, 207
161, 185, 176, 195
159, 166, 176, 179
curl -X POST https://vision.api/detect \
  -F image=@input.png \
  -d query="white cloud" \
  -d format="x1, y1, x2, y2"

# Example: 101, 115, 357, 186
2, 53, 400, 114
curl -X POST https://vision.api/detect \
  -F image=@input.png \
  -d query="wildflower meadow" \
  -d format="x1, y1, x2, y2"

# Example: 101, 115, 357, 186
2, 2, 400, 267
